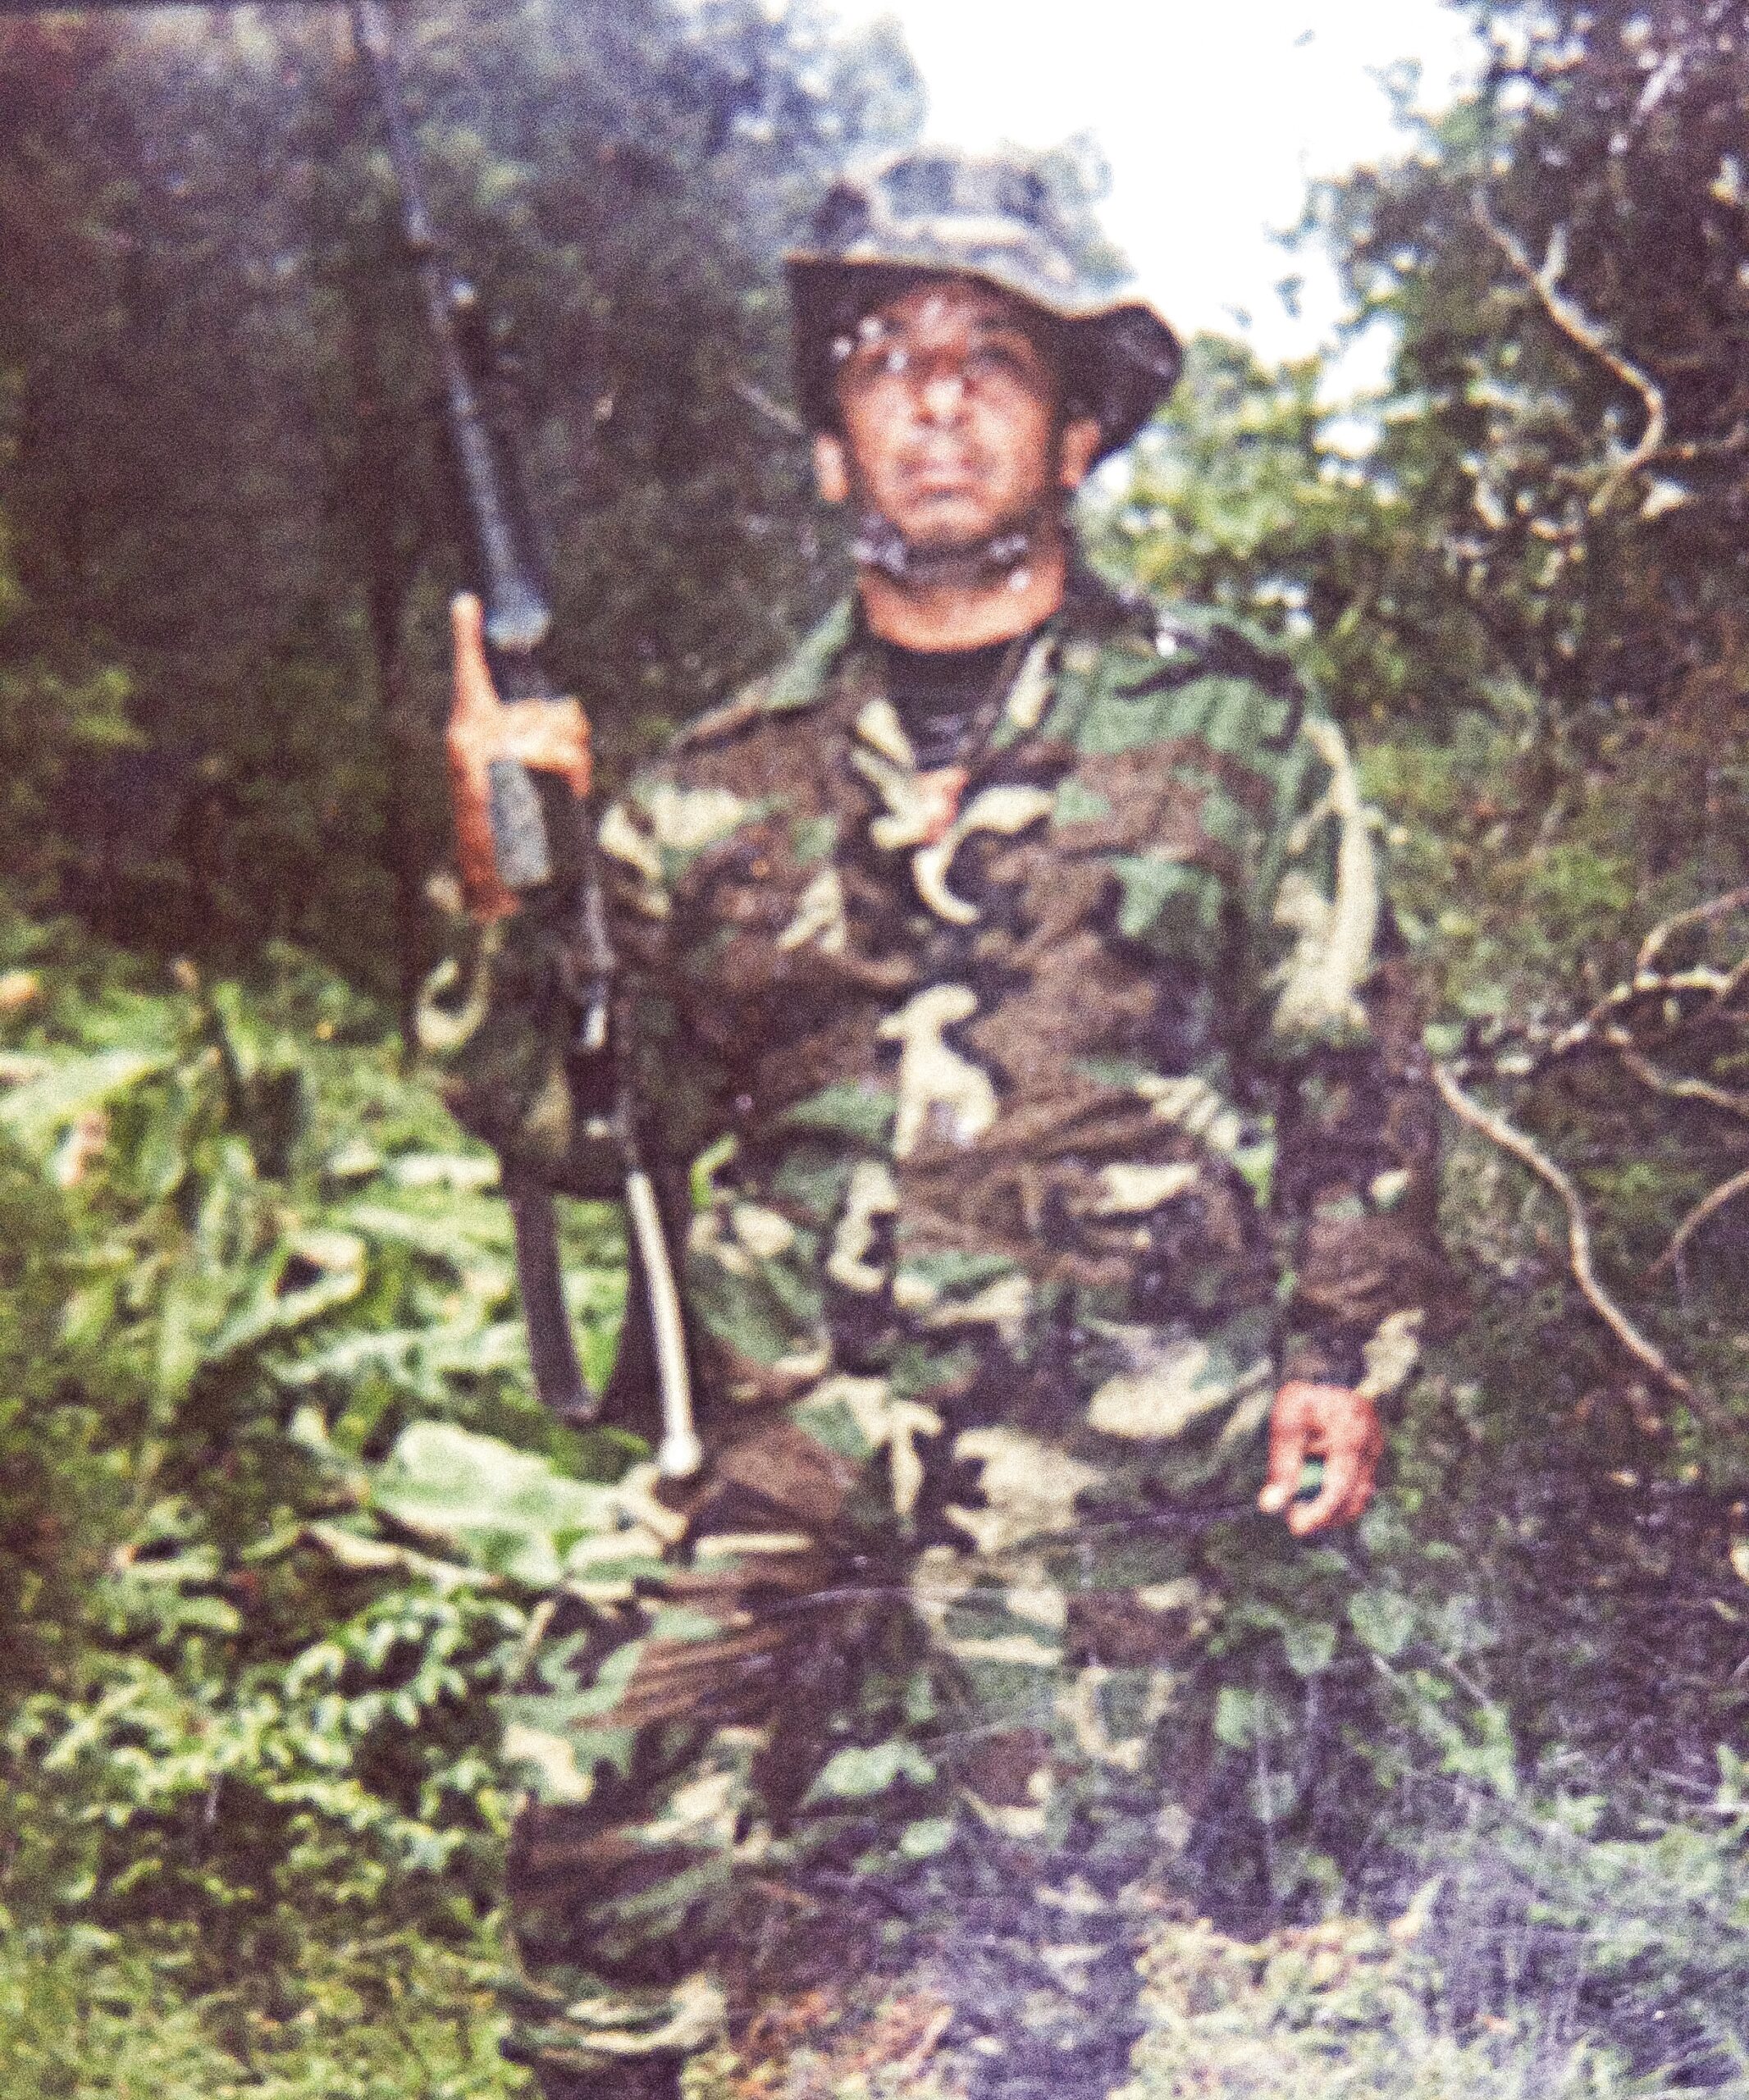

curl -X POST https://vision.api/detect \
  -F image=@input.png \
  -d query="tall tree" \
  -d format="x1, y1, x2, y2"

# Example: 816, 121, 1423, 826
1101, 0, 1749, 1452
0, 0, 923, 997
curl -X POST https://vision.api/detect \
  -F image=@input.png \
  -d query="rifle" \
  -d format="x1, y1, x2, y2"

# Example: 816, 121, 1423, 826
1, 0, 703, 1477
344, 0, 700, 1477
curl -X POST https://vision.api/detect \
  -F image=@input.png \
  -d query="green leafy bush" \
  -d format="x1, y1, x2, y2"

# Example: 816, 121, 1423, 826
0, 923, 635, 1984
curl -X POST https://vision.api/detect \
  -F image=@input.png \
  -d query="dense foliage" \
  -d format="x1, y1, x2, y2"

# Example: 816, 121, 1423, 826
0, 0, 917, 1019
5, 0, 1749, 2093
1104, 0, 1749, 1459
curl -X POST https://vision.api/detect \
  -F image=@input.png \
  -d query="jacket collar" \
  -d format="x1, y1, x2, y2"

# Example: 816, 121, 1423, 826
763, 561, 1144, 721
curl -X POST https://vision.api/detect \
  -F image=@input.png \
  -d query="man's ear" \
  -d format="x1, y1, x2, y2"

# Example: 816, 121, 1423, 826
1057, 414, 1103, 493
813, 432, 849, 505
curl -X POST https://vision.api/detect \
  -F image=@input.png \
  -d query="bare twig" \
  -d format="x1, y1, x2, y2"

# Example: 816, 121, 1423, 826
1648, 1166, 1749, 1277
1432, 1061, 1722, 1420
1660, 420, 1749, 466
1611, 1038, 1749, 1121
1473, 192, 1668, 514
1474, 893, 1749, 1083
894, 2003, 955, 2082
729, 373, 806, 438
1636, 888, 1749, 975
1537, 947, 1749, 1065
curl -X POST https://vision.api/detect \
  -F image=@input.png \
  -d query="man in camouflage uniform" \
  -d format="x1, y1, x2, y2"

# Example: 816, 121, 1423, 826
441, 148, 1442, 2100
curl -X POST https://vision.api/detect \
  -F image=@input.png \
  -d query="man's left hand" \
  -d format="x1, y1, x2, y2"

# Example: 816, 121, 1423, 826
1258, 1381, 1383, 1536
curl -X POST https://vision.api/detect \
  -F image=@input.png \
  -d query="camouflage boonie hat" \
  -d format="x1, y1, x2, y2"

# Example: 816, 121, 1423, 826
786, 146, 1183, 463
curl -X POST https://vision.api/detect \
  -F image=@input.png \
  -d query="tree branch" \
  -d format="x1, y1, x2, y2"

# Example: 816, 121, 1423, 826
1432, 1061, 1722, 1422
1610, 1037, 1749, 1121
1529, 887, 1749, 1065
1634, 888, 1749, 975
1648, 1166, 1749, 1278
1472, 192, 1668, 514
729, 373, 806, 439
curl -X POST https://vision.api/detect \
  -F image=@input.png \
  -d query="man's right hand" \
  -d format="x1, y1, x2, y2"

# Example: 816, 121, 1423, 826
1258, 1380, 1383, 1536
445, 592, 592, 924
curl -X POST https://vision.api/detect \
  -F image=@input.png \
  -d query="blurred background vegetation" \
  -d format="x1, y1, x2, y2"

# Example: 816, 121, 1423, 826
3, 0, 1749, 2092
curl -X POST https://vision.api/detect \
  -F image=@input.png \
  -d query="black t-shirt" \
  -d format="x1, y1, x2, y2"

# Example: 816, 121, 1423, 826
875, 625, 1048, 771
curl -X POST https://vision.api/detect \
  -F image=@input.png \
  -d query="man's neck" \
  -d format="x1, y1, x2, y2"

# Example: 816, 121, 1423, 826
856, 538, 1068, 651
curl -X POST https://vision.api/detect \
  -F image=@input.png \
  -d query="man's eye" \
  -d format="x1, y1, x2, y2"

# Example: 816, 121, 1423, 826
966, 341, 1035, 382
845, 341, 908, 383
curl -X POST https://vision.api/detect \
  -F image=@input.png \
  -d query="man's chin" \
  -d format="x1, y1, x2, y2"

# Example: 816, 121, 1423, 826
884, 507, 1018, 555
893, 529, 993, 559
852, 492, 1057, 583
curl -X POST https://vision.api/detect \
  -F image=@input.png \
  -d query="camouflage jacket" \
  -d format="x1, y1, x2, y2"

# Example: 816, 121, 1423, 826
446, 573, 1442, 1511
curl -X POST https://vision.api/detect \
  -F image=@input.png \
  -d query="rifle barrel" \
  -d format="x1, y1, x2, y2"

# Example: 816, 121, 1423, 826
349, 0, 552, 670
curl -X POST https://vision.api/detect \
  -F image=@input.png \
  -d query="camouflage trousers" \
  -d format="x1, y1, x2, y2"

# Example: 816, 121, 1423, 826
498, 1316, 1306, 2092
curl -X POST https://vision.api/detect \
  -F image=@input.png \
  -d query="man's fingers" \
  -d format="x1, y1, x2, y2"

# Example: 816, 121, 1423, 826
450, 591, 497, 727
1263, 1383, 1383, 1534
445, 593, 519, 921
451, 589, 485, 661
500, 697, 591, 800
1333, 1421, 1384, 1528
1258, 1384, 1311, 1515
1286, 1474, 1345, 1536
1289, 1404, 1381, 1533
1288, 1441, 1361, 1536
448, 592, 591, 796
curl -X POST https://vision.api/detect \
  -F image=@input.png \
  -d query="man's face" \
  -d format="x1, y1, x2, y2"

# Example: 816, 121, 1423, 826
813, 276, 1102, 554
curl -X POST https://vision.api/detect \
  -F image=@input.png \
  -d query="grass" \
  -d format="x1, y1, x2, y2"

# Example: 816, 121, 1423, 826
7, 1874, 1738, 2100
0, 1918, 531, 2100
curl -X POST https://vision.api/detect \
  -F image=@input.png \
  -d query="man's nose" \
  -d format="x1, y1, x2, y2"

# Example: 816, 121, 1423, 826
915, 361, 970, 423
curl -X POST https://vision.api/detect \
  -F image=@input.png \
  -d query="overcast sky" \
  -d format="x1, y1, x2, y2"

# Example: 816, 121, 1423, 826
824, 0, 1484, 368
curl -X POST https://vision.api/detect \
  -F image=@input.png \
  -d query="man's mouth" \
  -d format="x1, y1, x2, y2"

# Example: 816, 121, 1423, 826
902, 450, 984, 497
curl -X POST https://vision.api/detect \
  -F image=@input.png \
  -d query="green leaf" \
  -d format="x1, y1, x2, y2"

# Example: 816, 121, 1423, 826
770, 1081, 894, 1144
299, 1521, 487, 1591
899, 1815, 956, 1859
1348, 1587, 1417, 1659
370, 1422, 624, 1589
0, 1048, 171, 1157
1282, 1618, 1339, 1678
805, 1740, 936, 1801
1439, 1700, 1518, 1801
207, 1230, 366, 1359
1214, 1685, 1258, 1750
